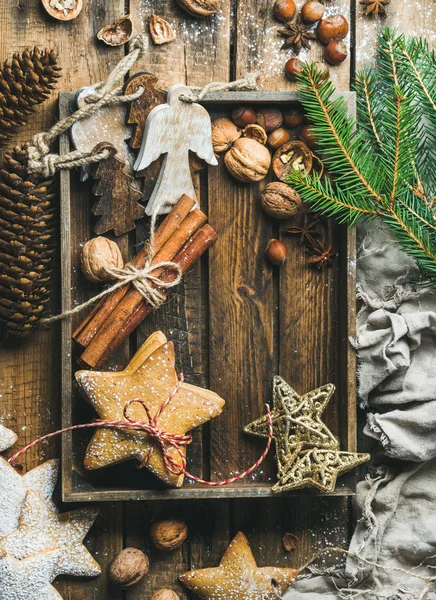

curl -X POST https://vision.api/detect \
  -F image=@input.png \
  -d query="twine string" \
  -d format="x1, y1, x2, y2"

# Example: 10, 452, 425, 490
26, 35, 147, 178
8, 374, 273, 488
179, 71, 262, 103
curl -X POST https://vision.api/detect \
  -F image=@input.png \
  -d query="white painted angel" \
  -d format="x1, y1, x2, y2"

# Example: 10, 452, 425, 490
134, 83, 218, 216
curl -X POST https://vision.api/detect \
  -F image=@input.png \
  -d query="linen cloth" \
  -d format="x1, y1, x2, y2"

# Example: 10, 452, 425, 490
283, 222, 436, 600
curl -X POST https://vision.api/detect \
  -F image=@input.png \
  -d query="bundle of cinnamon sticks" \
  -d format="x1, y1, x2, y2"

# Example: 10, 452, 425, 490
73, 195, 217, 369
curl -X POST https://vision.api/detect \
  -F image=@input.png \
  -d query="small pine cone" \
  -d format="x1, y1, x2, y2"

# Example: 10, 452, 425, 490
0, 47, 61, 147
0, 144, 56, 337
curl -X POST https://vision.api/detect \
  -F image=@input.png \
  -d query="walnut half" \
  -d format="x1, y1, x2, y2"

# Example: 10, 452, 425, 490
176, 0, 220, 17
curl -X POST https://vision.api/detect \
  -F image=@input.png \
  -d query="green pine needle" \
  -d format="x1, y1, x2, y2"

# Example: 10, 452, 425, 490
288, 28, 436, 283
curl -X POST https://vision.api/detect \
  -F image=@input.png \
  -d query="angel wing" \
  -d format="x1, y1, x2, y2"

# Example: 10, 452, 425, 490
134, 103, 171, 172
189, 103, 219, 167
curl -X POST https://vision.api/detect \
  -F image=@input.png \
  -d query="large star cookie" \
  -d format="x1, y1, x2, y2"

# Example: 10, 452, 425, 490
180, 531, 299, 600
0, 457, 59, 537
244, 376, 338, 475
0, 490, 100, 573
272, 447, 370, 494
76, 331, 226, 487
0, 425, 17, 453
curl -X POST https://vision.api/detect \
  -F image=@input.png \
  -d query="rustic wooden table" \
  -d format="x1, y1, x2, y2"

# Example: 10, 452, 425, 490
0, 0, 434, 598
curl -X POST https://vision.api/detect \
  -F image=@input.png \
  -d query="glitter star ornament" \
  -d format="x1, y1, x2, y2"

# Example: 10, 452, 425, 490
180, 532, 299, 599
76, 331, 225, 488
272, 446, 370, 494
0, 455, 59, 537
0, 490, 100, 572
244, 376, 338, 476
0, 425, 17, 453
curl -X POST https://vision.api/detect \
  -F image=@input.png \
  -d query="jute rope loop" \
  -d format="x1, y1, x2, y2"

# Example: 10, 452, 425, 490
179, 71, 262, 103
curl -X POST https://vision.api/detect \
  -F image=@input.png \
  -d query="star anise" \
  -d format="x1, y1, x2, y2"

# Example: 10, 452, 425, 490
307, 240, 335, 270
285, 213, 321, 247
278, 17, 317, 52
360, 0, 390, 18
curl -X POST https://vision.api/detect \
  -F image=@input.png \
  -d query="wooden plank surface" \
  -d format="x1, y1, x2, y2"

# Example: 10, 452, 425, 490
1, 0, 434, 598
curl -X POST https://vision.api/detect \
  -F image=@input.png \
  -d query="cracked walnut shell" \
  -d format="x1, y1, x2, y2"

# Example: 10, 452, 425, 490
224, 138, 271, 183
176, 0, 220, 17
149, 15, 175, 45
97, 15, 134, 47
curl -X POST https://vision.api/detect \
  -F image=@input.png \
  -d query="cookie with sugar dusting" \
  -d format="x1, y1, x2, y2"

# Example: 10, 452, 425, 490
0, 425, 17, 453
0, 490, 100, 574
0, 457, 59, 537
76, 331, 226, 488
180, 531, 299, 599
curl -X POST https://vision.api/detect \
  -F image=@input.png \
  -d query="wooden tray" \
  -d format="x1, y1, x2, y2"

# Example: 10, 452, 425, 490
60, 90, 357, 502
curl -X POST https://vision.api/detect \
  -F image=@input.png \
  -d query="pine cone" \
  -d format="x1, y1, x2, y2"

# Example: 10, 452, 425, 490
0, 47, 61, 147
0, 144, 56, 337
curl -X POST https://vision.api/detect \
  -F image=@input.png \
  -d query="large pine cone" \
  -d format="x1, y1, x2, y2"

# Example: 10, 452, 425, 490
0, 47, 61, 147
0, 145, 56, 337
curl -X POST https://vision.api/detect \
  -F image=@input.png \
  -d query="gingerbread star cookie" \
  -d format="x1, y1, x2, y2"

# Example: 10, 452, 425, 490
272, 447, 370, 494
0, 425, 17, 453
0, 457, 59, 537
180, 532, 299, 600
0, 490, 100, 573
76, 331, 226, 487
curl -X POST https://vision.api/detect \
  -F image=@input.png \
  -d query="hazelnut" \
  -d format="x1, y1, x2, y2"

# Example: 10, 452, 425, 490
256, 107, 283, 132
299, 124, 318, 148
301, 1, 324, 24
109, 548, 149, 588
176, 0, 220, 17
231, 106, 257, 127
81, 236, 124, 283
284, 58, 303, 82
325, 41, 348, 65
273, 0, 297, 22
283, 107, 304, 128
242, 123, 268, 145
211, 117, 241, 153
151, 592, 180, 600
316, 15, 349, 44
260, 182, 301, 220
150, 519, 188, 551
265, 239, 287, 266
267, 127, 291, 150
224, 137, 271, 183
272, 140, 313, 181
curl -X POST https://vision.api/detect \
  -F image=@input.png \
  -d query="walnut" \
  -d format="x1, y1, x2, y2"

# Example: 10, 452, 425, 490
272, 140, 313, 182
260, 182, 301, 219
224, 138, 271, 183
97, 15, 134, 46
80, 236, 124, 283
151, 519, 188, 551
211, 118, 242, 153
151, 591, 180, 600
109, 548, 149, 588
41, 0, 83, 20
242, 124, 268, 145
149, 15, 175, 45
176, 0, 220, 17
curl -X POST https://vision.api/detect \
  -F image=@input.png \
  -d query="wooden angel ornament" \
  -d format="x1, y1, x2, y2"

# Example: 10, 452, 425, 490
134, 83, 218, 216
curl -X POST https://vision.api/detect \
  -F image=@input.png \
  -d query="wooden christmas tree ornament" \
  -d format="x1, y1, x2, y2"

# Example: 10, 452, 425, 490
134, 83, 218, 216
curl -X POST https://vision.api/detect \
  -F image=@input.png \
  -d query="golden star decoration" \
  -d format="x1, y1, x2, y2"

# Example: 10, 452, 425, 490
244, 376, 339, 476
75, 330, 225, 488
244, 377, 370, 493
180, 531, 299, 600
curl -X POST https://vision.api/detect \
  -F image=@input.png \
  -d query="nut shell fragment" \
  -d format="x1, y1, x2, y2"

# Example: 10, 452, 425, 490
149, 15, 175, 45
41, 0, 83, 20
97, 15, 134, 47
272, 140, 312, 181
176, 0, 220, 17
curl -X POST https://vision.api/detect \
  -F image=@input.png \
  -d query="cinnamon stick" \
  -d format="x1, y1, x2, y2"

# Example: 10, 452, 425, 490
73, 194, 197, 347
78, 225, 217, 370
